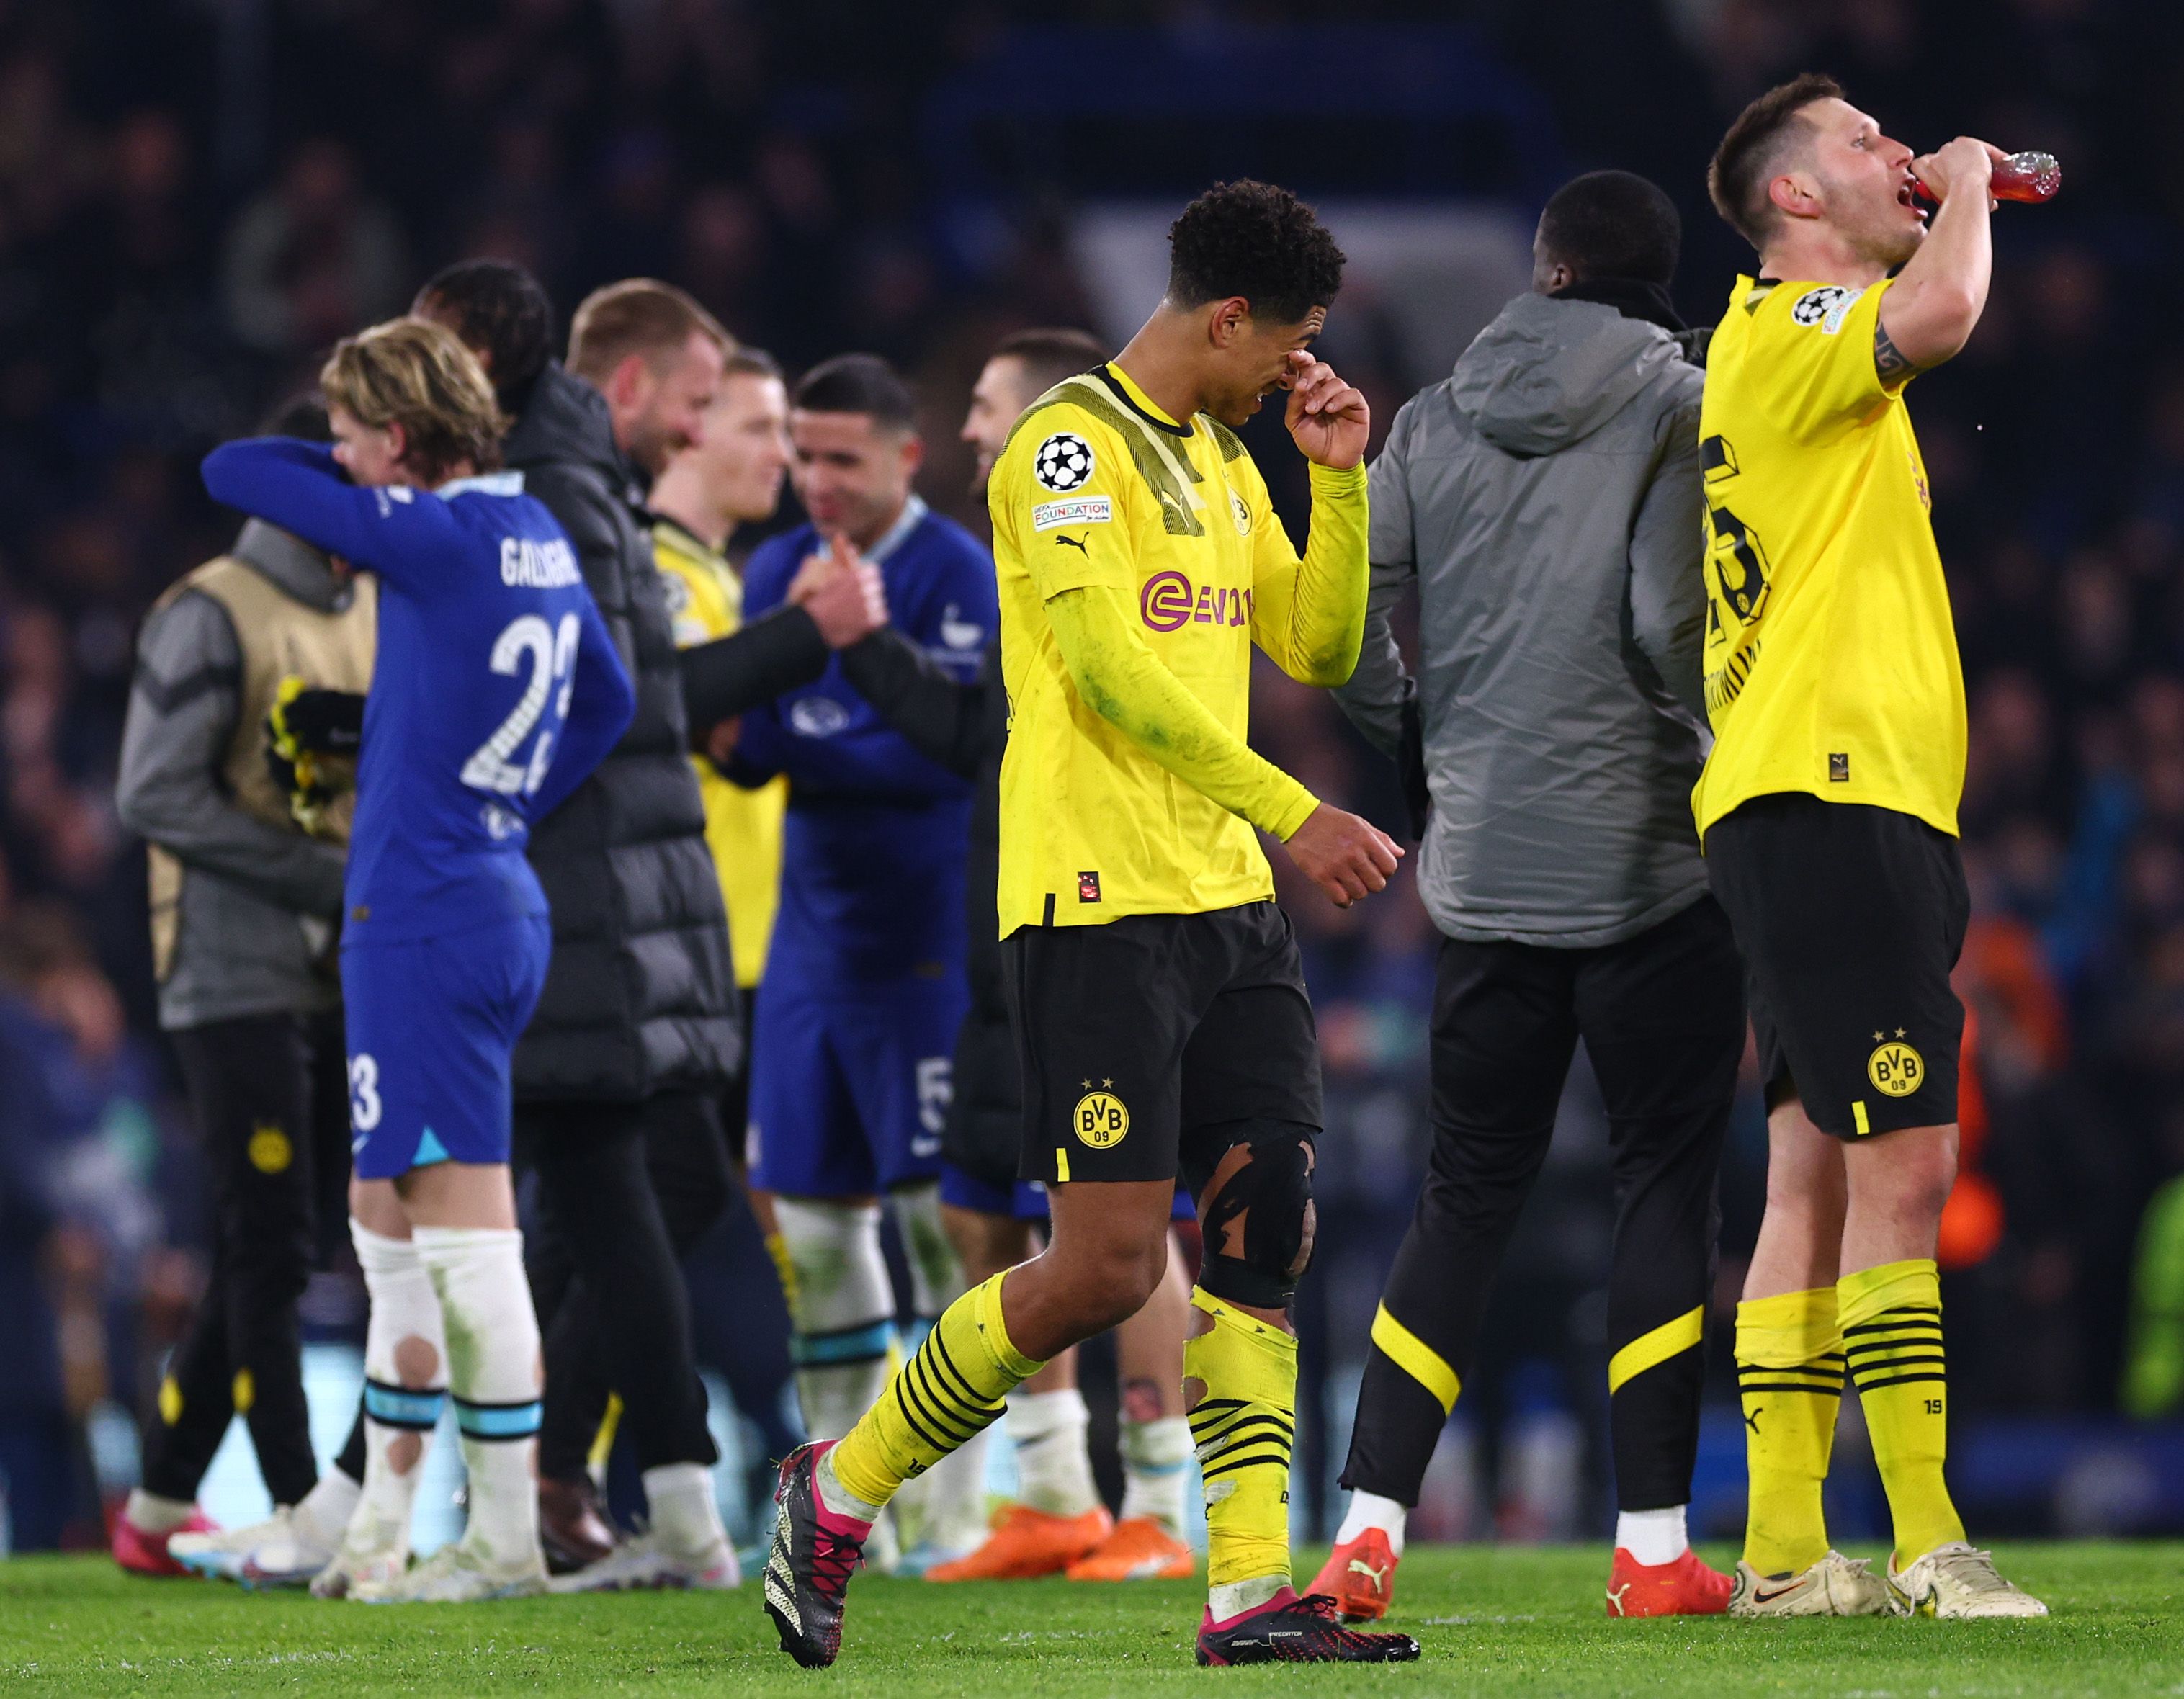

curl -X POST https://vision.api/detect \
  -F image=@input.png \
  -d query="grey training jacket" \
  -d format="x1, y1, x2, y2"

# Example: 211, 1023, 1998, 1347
116, 522, 350, 1028
1335, 291, 1710, 949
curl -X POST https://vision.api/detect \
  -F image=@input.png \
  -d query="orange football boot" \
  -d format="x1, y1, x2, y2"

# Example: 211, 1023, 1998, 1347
1065, 1516, 1195, 1581
1605, 1546, 1735, 1617
925, 1504, 1111, 1581
1304, 1528, 1400, 1621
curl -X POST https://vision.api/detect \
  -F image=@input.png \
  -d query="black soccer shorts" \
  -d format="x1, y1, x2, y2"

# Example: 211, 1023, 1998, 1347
1706, 792, 1967, 1139
1003, 901, 1322, 1186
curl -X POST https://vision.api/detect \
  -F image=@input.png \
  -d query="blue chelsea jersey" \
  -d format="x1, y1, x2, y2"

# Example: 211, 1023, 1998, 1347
202, 439, 635, 943
735, 498, 997, 983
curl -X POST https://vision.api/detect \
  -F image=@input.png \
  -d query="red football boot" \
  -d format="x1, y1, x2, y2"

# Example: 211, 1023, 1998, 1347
112, 1505, 218, 1578
1303, 1528, 1400, 1622
1606, 1546, 1735, 1617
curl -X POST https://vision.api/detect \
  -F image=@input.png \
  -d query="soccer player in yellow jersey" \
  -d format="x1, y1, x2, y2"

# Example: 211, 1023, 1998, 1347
763, 180, 1418, 1667
651, 346, 795, 1005
1698, 76, 2046, 1620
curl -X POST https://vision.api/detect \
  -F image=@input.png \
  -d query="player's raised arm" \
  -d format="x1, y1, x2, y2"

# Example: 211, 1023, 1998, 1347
1877, 136, 2002, 376
201, 437, 460, 589
1246, 351, 1371, 688
203, 322, 514, 592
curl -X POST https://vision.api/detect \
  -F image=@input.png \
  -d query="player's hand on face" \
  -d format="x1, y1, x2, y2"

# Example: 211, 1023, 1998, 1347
1912, 137, 2003, 207
1282, 351, 1369, 471
803, 532, 889, 649
1280, 801, 1403, 909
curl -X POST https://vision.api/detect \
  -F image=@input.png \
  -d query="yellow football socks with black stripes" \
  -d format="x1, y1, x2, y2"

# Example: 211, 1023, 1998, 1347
1735, 1286, 1843, 1577
1839, 1258, 1965, 1566
1185, 1291, 1297, 1605
828, 1273, 1039, 1510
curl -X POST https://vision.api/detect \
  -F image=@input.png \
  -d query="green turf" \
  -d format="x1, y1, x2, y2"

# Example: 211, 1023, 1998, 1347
2, 1545, 2179, 1695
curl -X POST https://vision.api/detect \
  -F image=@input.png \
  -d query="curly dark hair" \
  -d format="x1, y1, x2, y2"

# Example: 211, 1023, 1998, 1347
1539, 171, 1682, 287
411, 259, 556, 413
1166, 180, 1346, 326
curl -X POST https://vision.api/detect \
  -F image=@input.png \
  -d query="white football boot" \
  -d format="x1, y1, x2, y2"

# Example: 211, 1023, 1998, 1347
1887, 1543, 2049, 1618
352, 1540, 547, 1603
1729, 1551, 1893, 1617
171, 1506, 335, 1590
547, 1527, 740, 1593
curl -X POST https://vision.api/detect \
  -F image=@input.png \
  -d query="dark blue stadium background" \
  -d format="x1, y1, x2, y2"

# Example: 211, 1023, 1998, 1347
3, 0, 2183, 1552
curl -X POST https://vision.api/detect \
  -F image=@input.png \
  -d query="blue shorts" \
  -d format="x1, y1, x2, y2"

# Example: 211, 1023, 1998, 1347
341, 915, 551, 1181
939, 1162, 1197, 1225
748, 970, 969, 1198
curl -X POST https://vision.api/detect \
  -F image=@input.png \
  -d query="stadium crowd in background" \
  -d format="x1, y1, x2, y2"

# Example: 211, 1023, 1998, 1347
1, 0, 2183, 1555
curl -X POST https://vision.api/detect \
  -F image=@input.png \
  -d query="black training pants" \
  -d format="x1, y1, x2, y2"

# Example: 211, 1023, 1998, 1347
1341, 897, 1744, 1513
519, 1093, 725, 1481
146, 1011, 349, 1507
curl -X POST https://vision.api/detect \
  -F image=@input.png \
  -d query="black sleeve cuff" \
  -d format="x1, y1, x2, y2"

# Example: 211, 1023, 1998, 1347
679, 606, 831, 726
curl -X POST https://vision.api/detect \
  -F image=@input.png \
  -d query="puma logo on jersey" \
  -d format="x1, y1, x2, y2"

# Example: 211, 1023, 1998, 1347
1053, 533, 1090, 555
1348, 1559, 1391, 1590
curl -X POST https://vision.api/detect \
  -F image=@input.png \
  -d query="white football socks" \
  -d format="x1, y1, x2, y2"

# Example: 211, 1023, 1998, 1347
411, 1224, 542, 1574
1119, 1415, 1192, 1533
643, 1461, 731, 1563
1335, 1488, 1409, 1556
293, 1466, 362, 1552
774, 1198, 895, 1442
1006, 1389, 1101, 1518
124, 1489, 196, 1533
882, 1185, 988, 1554
1615, 1504, 1691, 1566
908, 1424, 991, 1556
350, 1221, 447, 1559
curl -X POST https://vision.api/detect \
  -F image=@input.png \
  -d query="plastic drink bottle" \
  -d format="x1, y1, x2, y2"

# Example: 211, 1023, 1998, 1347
1913, 150, 2060, 204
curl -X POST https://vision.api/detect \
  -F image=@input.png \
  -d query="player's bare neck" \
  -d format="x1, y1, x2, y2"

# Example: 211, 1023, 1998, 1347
650, 478, 730, 553
1114, 315, 1209, 426
1758, 228, 1890, 291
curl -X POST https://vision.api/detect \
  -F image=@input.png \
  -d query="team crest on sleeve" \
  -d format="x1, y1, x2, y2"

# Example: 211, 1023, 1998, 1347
1033, 431, 1095, 493
1790, 285, 1859, 332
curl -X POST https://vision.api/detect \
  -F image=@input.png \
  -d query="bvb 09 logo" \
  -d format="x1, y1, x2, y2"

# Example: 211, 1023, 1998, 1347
1074, 1090, 1129, 1149
1867, 1039, 1924, 1098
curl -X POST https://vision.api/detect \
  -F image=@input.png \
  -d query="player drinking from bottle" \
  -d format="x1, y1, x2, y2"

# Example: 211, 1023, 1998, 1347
201, 318, 634, 1601
1698, 76, 2046, 1618
762, 179, 1419, 1668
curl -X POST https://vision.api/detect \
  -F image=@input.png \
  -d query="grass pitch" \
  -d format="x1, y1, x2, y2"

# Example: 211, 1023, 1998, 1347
3, 1544, 2179, 1696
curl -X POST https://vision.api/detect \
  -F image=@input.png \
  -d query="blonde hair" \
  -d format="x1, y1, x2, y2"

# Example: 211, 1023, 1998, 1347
320, 317, 509, 483
567, 279, 731, 385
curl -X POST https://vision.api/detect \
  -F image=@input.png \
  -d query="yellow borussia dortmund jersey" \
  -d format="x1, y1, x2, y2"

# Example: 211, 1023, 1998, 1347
653, 516, 787, 989
991, 363, 1359, 932
1693, 274, 1966, 841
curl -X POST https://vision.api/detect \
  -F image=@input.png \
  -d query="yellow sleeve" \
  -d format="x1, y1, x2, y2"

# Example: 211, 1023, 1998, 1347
1246, 460, 1369, 687
993, 404, 1136, 599
1749, 278, 1902, 440
652, 535, 734, 647
1047, 583, 1319, 841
